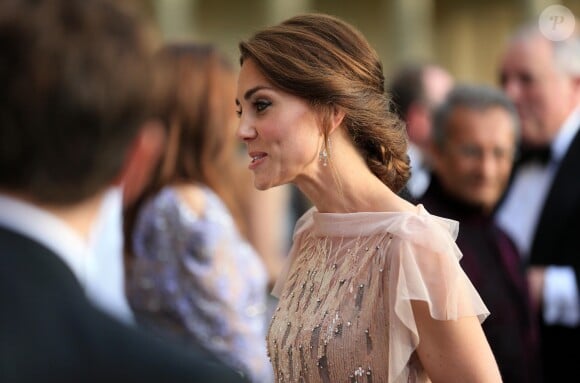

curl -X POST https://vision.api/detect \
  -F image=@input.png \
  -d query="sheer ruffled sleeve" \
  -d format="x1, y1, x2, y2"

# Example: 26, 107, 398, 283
386, 205, 490, 382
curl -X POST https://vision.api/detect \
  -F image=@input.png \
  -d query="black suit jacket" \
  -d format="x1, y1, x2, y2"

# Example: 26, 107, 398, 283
529, 127, 580, 285
505, 125, 580, 382
0, 227, 248, 383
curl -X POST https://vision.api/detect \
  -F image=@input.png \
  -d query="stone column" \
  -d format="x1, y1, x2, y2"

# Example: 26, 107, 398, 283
524, 0, 561, 19
389, 0, 436, 64
151, 0, 199, 41
264, 0, 313, 24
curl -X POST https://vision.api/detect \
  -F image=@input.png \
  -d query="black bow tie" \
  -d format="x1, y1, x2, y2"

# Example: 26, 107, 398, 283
516, 145, 552, 166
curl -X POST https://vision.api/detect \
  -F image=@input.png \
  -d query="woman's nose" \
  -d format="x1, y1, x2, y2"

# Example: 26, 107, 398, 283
236, 116, 257, 141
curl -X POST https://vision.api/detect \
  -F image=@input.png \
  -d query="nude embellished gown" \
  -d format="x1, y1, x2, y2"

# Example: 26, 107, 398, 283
267, 205, 490, 383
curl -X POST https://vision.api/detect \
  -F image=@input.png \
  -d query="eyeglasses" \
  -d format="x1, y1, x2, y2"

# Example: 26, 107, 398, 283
451, 144, 515, 162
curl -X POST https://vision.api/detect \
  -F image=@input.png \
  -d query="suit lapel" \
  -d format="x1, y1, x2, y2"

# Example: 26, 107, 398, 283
530, 126, 580, 264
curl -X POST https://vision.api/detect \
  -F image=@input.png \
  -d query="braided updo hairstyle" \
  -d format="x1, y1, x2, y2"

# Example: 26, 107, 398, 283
239, 13, 410, 193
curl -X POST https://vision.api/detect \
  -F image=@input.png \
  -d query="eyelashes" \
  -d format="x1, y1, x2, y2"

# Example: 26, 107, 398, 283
236, 99, 272, 117
254, 100, 271, 112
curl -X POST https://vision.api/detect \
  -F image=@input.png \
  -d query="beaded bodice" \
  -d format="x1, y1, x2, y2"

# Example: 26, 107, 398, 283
268, 206, 489, 383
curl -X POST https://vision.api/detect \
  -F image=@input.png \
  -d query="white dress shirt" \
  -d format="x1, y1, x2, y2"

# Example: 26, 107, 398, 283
87, 187, 134, 322
496, 107, 580, 326
406, 143, 430, 199
0, 189, 133, 323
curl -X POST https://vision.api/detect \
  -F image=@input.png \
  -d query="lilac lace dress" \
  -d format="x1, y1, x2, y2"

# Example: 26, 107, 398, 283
128, 186, 274, 383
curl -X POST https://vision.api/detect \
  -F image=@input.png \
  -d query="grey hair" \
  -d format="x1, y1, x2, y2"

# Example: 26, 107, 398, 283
432, 84, 520, 148
510, 21, 580, 76
554, 34, 580, 76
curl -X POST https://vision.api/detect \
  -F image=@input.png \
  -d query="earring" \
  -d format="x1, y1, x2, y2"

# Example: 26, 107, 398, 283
319, 137, 331, 167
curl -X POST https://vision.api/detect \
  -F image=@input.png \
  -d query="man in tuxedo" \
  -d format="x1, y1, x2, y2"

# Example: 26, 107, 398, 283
0, 0, 247, 382
419, 84, 540, 383
495, 24, 580, 382
388, 62, 454, 199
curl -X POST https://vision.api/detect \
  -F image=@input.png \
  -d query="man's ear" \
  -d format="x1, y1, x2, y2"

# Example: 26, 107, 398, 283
571, 75, 580, 101
406, 103, 431, 143
118, 120, 166, 207
425, 140, 442, 171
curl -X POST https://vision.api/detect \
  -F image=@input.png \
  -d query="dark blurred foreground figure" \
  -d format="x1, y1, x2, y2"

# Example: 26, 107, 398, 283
418, 84, 541, 382
0, 0, 247, 382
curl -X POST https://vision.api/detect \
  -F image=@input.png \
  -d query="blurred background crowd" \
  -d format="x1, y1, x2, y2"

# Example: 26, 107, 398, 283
1, 0, 579, 382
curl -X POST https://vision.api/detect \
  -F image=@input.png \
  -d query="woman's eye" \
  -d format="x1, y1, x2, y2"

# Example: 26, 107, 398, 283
254, 100, 271, 112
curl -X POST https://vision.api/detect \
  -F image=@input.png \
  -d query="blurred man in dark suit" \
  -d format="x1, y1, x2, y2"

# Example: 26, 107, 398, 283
388, 62, 454, 199
495, 23, 580, 382
419, 84, 541, 383
0, 0, 247, 382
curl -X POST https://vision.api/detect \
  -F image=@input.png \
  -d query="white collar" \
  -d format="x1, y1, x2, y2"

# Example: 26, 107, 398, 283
0, 193, 91, 284
551, 107, 580, 162
0, 191, 133, 323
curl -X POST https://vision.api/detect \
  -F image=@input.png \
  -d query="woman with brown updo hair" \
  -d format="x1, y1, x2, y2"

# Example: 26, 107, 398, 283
124, 43, 273, 383
235, 14, 502, 383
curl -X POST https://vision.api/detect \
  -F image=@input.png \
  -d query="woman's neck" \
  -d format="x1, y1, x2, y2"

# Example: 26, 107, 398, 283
296, 139, 414, 214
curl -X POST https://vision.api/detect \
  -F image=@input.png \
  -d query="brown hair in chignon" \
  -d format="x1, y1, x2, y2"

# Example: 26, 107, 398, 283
239, 13, 410, 192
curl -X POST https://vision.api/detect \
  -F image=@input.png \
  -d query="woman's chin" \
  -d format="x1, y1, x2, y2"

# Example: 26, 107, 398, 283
253, 179, 272, 191
253, 177, 282, 191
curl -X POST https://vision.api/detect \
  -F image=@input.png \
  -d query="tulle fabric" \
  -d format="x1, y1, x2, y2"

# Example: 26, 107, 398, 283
271, 204, 489, 382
